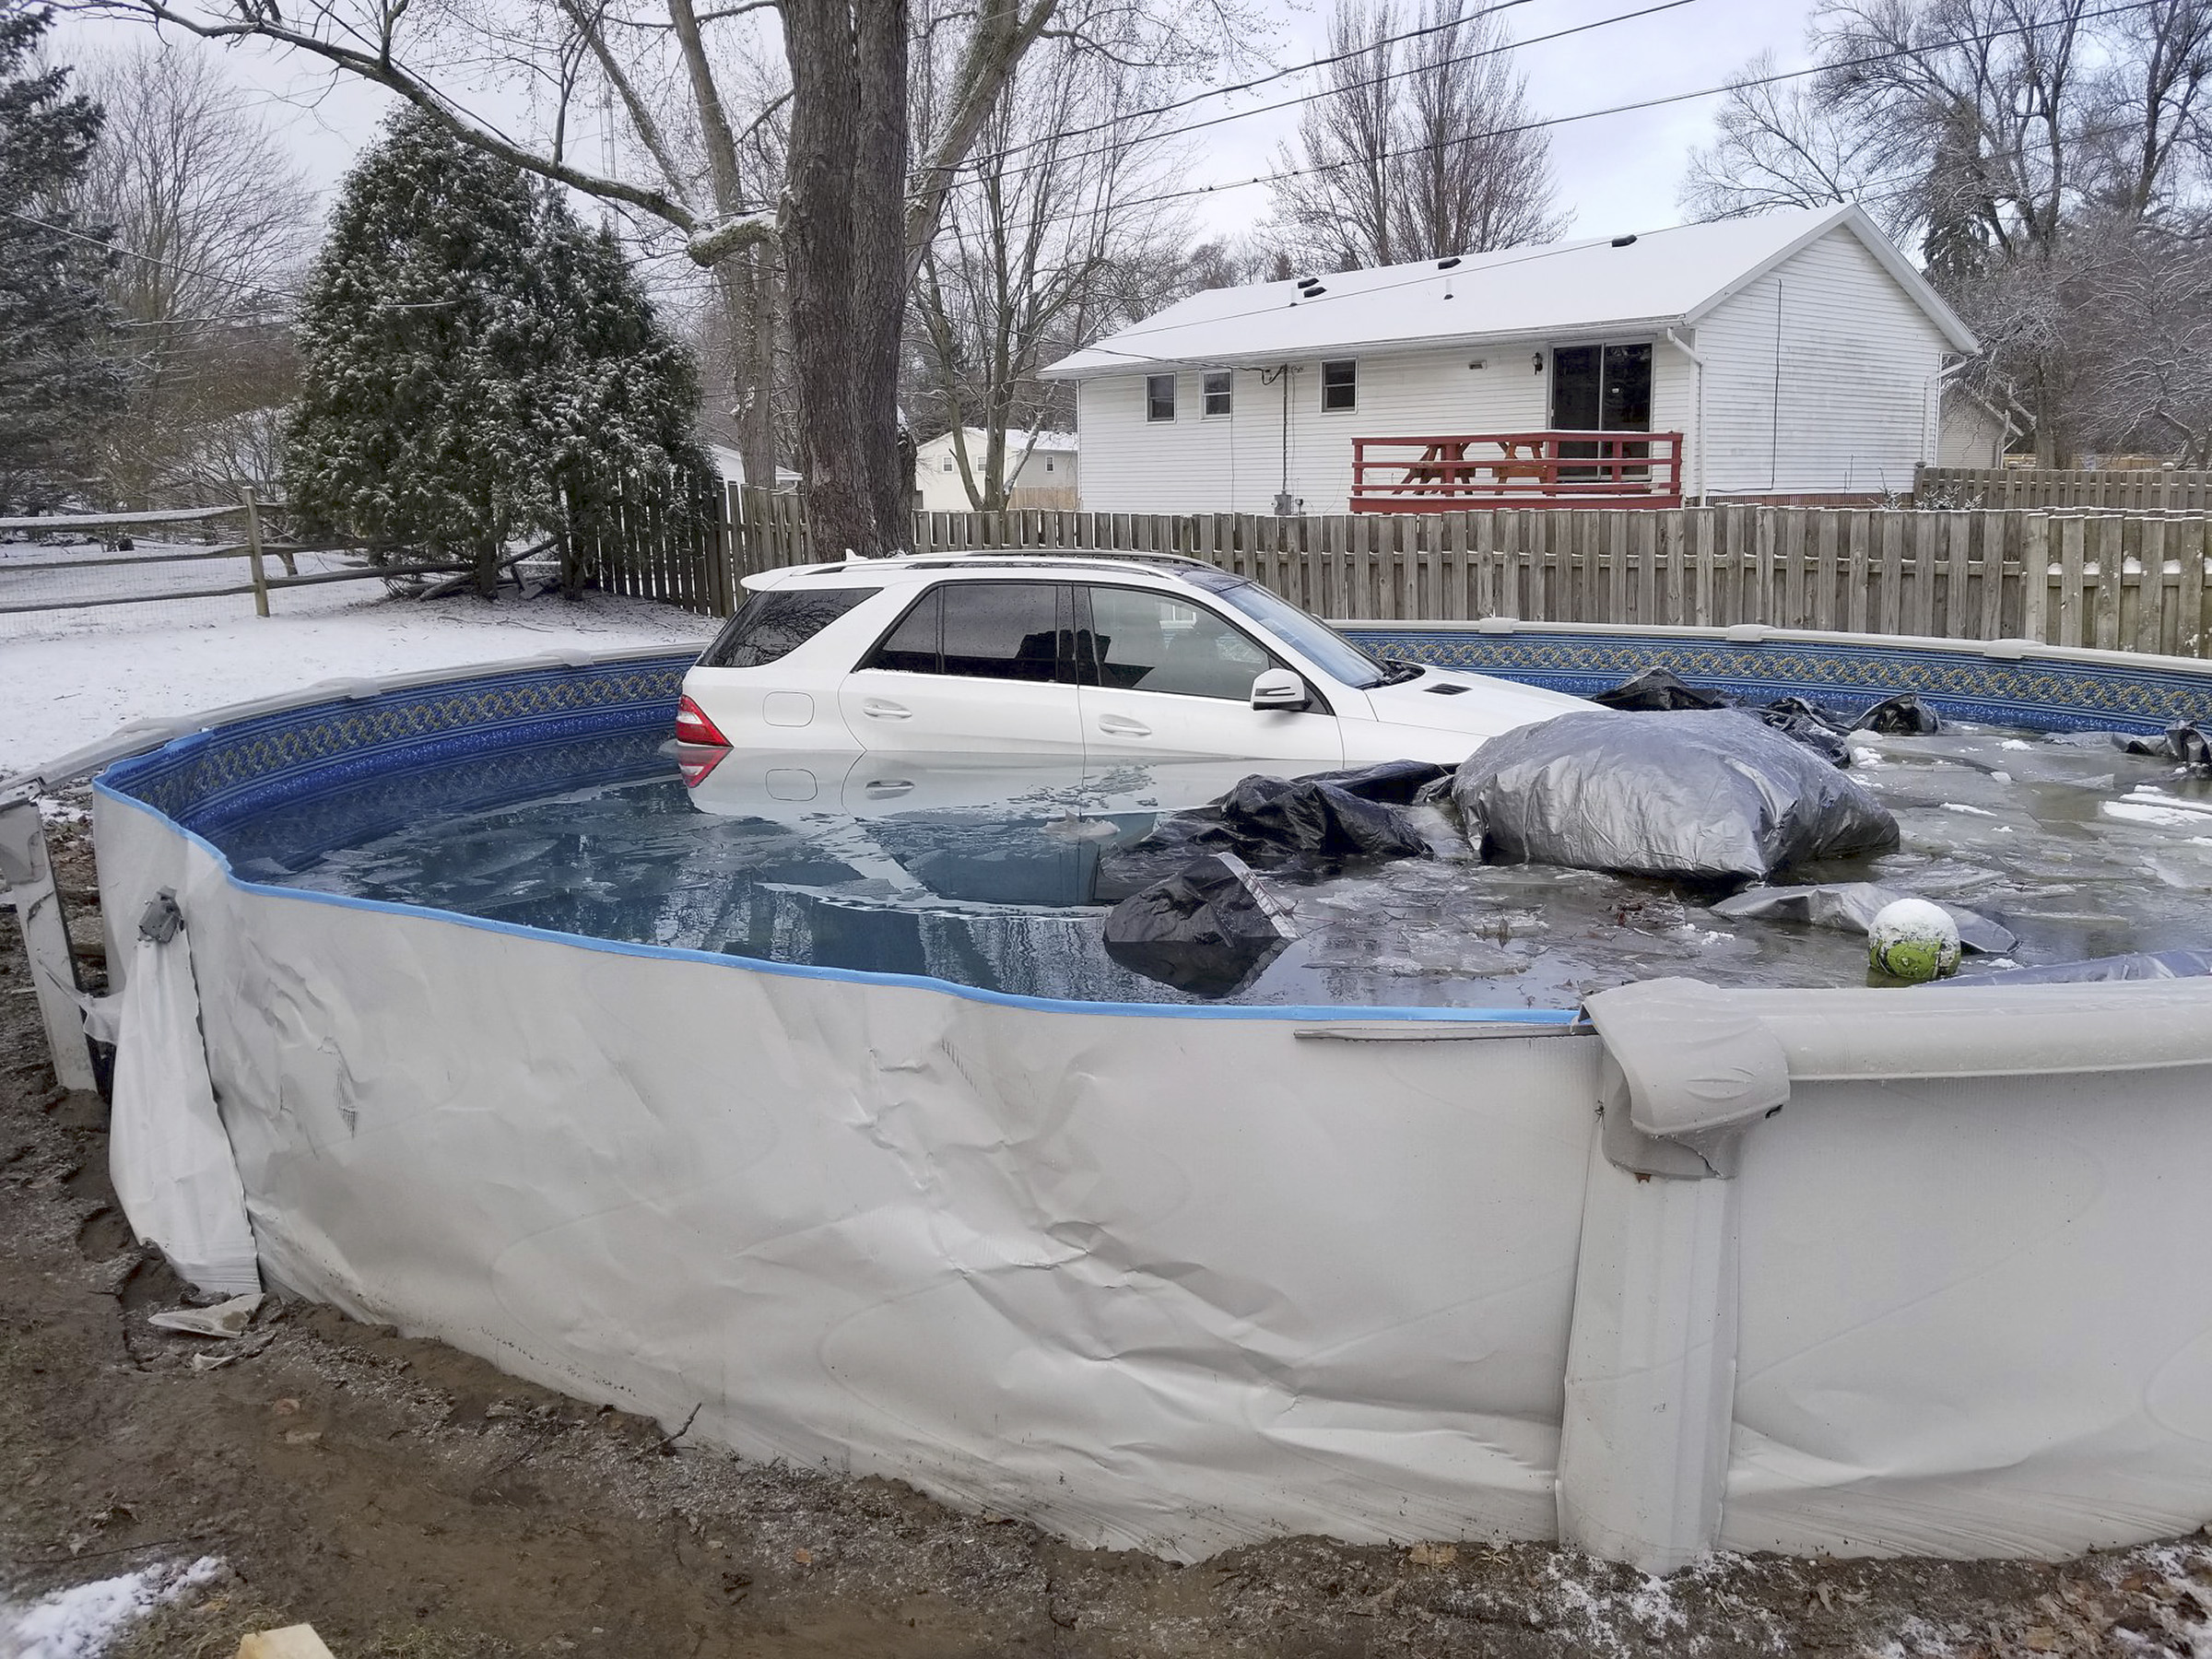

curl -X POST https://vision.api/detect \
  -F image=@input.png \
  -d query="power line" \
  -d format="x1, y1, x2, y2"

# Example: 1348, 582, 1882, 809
950, 0, 1700, 191
5, 206, 454, 314
998, 0, 2164, 232
936, 0, 1544, 176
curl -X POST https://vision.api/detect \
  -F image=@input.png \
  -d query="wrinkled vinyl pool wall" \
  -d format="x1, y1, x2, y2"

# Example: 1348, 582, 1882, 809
87, 627, 2212, 1570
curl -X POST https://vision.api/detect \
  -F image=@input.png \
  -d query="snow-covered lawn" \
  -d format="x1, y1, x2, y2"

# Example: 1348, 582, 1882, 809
0, 542, 716, 778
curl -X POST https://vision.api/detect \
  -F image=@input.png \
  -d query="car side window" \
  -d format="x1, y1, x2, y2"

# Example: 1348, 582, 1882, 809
1084, 586, 1274, 701
698, 586, 880, 668
860, 582, 1070, 683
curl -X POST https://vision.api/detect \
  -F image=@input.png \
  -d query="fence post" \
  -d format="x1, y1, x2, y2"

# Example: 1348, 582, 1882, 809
244, 488, 270, 618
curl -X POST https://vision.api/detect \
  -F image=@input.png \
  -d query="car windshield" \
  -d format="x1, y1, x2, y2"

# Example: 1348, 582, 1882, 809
1182, 570, 1405, 689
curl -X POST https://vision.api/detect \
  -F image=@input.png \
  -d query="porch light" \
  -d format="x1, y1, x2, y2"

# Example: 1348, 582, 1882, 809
1533, 353, 1545, 373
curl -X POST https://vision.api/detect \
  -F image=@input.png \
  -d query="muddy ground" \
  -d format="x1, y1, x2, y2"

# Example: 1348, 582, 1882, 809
3, 799, 2208, 1659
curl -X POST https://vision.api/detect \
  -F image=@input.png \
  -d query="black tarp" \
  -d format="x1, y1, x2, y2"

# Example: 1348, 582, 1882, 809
1093, 763, 1446, 901
1100, 853, 1296, 996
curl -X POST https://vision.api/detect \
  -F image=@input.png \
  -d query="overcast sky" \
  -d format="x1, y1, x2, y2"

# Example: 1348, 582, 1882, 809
54, 0, 1821, 246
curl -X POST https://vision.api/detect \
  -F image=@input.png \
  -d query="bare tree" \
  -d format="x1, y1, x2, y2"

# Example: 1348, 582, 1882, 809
85, 0, 1257, 555
1266, 0, 1559, 272
905, 25, 1187, 509
71, 43, 312, 506
1680, 0, 2212, 462
1679, 53, 1888, 226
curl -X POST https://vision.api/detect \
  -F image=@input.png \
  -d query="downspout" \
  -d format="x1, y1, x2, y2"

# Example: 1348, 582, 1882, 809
1663, 328, 1706, 505
1927, 357, 1975, 469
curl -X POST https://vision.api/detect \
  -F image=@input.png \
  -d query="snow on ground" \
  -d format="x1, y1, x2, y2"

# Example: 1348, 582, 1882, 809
0, 539, 716, 779
0, 1557, 222, 1658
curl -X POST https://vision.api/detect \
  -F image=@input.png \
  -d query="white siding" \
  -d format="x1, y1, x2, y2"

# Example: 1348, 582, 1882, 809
1939, 397, 2009, 469
1078, 340, 1699, 514
1694, 226, 1951, 497
914, 435, 1078, 511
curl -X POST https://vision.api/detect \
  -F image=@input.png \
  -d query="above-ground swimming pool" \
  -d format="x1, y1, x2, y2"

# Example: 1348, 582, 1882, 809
69, 619, 2212, 1573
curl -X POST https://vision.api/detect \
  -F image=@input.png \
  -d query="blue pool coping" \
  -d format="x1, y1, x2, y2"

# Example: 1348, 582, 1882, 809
93, 625, 2212, 1023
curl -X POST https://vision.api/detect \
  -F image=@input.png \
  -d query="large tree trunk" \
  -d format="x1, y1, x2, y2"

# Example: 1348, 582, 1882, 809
782, 0, 912, 558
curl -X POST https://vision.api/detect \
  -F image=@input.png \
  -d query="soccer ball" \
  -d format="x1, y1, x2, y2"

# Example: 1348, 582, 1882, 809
1868, 898, 1962, 982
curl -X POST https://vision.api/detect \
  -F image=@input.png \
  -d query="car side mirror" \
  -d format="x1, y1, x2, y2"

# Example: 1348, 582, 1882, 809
1251, 668, 1312, 712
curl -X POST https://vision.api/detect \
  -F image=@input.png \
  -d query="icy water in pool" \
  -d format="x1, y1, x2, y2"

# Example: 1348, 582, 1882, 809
202, 722, 2212, 1007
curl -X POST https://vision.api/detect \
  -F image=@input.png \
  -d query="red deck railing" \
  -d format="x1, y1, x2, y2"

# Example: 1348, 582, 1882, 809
1348, 430, 1685, 512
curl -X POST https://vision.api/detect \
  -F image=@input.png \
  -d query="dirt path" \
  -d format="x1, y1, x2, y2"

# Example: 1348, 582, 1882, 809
2, 800, 2206, 1658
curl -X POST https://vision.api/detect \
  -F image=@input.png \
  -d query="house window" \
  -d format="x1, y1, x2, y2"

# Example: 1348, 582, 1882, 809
940, 456, 954, 473
1045, 458, 1055, 472
1147, 374, 1176, 421
1204, 371, 1233, 418
1320, 359, 1357, 413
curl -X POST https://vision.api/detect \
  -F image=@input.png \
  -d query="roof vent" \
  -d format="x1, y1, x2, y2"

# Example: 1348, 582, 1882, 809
1610, 234, 1638, 248
1437, 256, 1462, 269
1304, 283, 1327, 295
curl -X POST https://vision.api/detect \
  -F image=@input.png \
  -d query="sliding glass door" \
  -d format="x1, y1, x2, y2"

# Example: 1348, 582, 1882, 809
1550, 343, 1652, 480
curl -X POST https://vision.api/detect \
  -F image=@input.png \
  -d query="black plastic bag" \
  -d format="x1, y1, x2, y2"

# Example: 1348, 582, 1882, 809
1855, 693, 1942, 735
1101, 853, 1295, 996
1754, 700, 1853, 768
1297, 758, 1453, 804
1095, 767, 1437, 900
1451, 708, 1899, 883
1218, 775, 1431, 865
1591, 666, 1728, 711
2119, 720, 2212, 776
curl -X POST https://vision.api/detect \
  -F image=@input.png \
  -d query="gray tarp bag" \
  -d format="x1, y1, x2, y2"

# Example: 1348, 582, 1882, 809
1712, 881, 2016, 953
1451, 709, 1899, 883
1940, 949, 2212, 984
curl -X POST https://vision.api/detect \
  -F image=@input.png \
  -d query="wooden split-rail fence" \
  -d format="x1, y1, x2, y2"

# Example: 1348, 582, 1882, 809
692, 487, 2212, 659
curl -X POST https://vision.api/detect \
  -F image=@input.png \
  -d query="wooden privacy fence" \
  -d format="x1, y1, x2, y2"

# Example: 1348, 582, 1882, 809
1917, 464, 2212, 512
709, 488, 2212, 658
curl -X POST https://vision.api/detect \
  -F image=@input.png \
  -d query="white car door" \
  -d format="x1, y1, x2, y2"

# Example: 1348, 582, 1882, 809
836, 580, 1086, 755
1077, 584, 1344, 767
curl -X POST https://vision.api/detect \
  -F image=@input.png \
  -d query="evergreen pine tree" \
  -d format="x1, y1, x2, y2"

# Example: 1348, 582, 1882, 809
287, 110, 706, 592
0, 1, 125, 512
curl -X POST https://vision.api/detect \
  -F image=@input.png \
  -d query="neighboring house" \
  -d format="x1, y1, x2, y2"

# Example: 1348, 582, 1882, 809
1043, 204, 1979, 513
913, 428, 1079, 512
1936, 393, 2017, 470
706, 444, 803, 491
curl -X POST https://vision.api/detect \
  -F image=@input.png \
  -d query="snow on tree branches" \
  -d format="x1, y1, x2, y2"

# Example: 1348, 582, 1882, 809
0, 1, 126, 512
286, 110, 709, 593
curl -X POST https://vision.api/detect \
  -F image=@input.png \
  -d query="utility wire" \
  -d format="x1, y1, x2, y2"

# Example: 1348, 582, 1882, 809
947, 0, 1700, 190
994, 0, 2164, 231
935, 0, 1543, 175
6, 206, 453, 312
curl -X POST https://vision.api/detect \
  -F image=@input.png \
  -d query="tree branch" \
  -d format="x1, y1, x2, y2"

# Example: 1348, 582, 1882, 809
102, 0, 700, 230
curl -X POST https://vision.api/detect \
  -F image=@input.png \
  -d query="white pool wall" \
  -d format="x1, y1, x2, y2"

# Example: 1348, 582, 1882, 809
74, 628, 2212, 1568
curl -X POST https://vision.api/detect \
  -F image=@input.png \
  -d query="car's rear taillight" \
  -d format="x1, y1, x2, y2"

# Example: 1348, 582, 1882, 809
674, 694, 729, 747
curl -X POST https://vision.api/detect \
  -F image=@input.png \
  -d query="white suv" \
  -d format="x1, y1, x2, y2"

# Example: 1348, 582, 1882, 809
677, 553, 1582, 769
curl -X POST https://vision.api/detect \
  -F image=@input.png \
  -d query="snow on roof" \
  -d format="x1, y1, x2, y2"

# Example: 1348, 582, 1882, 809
917, 427, 1078, 453
1044, 205, 1975, 378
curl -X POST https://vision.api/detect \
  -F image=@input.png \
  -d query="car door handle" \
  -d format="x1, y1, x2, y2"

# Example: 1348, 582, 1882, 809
860, 699, 912, 721
1096, 714, 1151, 737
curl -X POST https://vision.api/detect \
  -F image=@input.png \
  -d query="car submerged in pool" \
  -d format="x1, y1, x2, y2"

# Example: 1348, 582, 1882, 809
677, 552, 1582, 769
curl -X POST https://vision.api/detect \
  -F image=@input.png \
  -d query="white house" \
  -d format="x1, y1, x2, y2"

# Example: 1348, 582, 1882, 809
707, 444, 804, 492
913, 428, 1079, 511
1043, 205, 1980, 514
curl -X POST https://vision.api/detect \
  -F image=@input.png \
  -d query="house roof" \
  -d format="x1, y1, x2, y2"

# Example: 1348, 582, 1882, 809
918, 426, 1078, 453
1042, 205, 1977, 378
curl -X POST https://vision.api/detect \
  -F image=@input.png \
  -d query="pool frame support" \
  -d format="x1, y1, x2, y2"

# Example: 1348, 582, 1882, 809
0, 795, 96, 1094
